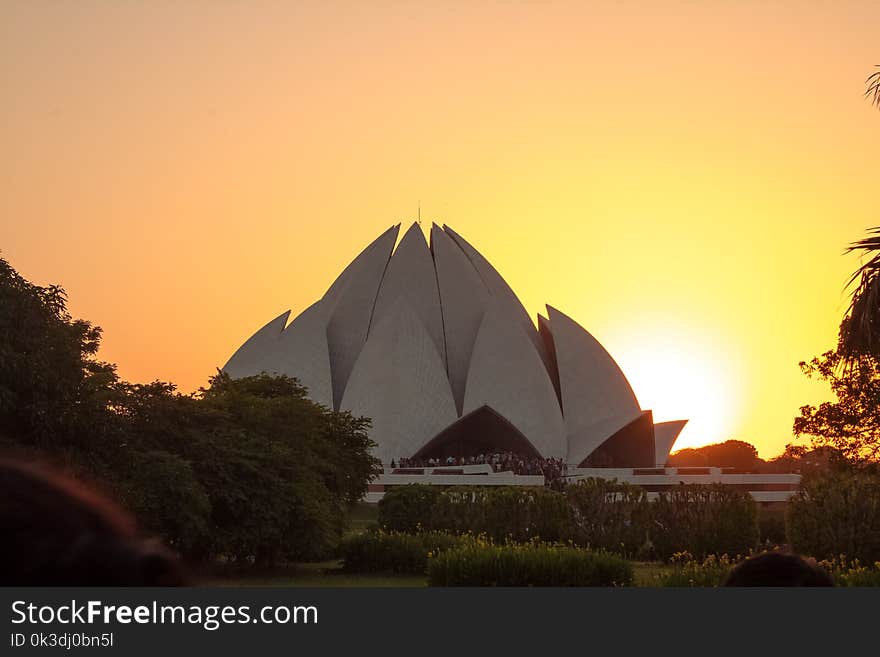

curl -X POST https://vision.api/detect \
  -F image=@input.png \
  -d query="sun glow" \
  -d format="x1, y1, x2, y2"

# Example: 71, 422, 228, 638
609, 323, 743, 453
3, 1, 878, 458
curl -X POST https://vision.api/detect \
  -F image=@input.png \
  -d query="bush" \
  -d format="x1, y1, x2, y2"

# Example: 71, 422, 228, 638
340, 530, 474, 575
650, 484, 759, 559
428, 542, 633, 587
787, 471, 880, 564
565, 478, 650, 556
378, 485, 570, 542
658, 552, 735, 587
380, 483, 764, 559
757, 506, 787, 547
377, 485, 442, 533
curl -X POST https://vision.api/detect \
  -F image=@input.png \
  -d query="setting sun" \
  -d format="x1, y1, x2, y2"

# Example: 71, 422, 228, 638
2, 1, 878, 459
5, 0, 880, 614
610, 322, 743, 452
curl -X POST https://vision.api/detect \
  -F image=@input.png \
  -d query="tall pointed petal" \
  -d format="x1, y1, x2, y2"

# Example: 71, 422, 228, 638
272, 301, 334, 408
547, 305, 642, 464
340, 299, 458, 464
222, 310, 290, 378
431, 223, 490, 413
324, 225, 399, 408
463, 299, 566, 458
370, 223, 446, 366
443, 224, 550, 371
654, 420, 688, 467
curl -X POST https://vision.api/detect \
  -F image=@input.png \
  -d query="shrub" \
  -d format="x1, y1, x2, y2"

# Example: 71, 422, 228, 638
377, 485, 442, 533
380, 483, 765, 559
650, 484, 759, 559
565, 478, 651, 556
427, 542, 633, 587
757, 506, 787, 547
658, 552, 734, 587
378, 485, 570, 542
340, 530, 475, 574
787, 471, 880, 564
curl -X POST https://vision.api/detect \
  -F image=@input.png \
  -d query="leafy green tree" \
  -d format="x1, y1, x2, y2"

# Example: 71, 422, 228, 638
0, 255, 381, 566
106, 373, 380, 565
0, 256, 117, 457
116, 449, 212, 559
794, 350, 880, 462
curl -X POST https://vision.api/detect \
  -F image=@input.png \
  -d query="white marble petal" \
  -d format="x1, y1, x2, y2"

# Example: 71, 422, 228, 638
430, 223, 490, 414
324, 225, 399, 408
340, 299, 458, 464
443, 225, 550, 372
547, 305, 642, 465
370, 223, 446, 367
463, 299, 566, 458
221, 310, 290, 379
653, 420, 688, 467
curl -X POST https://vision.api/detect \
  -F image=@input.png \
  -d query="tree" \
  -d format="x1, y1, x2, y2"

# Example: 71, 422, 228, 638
101, 372, 381, 565
794, 350, 880, 462
0, 256, 117, 457
0, 255, 381, 566
761, 444, 841, 475
837, 232, 880, 364
667, 439, 760, 469
834, 68, 880, 361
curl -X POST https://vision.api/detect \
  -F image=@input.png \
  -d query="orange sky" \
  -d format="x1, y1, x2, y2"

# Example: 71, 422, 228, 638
2, 1, 879, 457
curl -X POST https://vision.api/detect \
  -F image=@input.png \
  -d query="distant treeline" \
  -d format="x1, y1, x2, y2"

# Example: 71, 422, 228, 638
666, 438, 841, 474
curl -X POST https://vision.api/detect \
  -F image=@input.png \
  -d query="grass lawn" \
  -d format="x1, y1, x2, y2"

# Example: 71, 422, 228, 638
207, 560, 673, 587
204, 503, 675, 587
632, 561, 673, 587
203, 560, 427, 587
346, 501, 380, 534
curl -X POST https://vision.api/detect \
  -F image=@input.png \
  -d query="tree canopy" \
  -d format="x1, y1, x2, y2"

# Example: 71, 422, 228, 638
794, 350, 880, 463
0, 255, 380, 565
0, 257, 117, 455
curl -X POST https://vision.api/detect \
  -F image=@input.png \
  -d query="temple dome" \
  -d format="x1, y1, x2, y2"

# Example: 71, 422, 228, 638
223, 223, 686, 466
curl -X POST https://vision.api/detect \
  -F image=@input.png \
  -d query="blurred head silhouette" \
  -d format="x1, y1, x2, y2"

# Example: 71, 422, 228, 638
0, 458, 186, 586
723, 552, 834, 587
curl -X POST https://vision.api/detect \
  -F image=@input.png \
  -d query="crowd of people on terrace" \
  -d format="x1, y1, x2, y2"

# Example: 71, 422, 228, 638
391, 452, 567, 487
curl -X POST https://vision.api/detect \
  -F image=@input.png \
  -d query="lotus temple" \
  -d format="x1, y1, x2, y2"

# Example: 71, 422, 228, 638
223, 223, 800, 503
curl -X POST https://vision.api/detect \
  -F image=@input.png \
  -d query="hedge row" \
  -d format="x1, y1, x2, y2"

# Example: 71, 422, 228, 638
378, 485, 569, 543
339, 530, 477, 574
378, 480, 759, 559
427, 542, 633, 587
787, 471, 880, 564
649, 484, 759, 559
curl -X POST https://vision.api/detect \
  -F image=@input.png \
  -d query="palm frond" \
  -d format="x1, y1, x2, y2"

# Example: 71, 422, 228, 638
866, 65, 880, 109
840, 228, 880, 363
